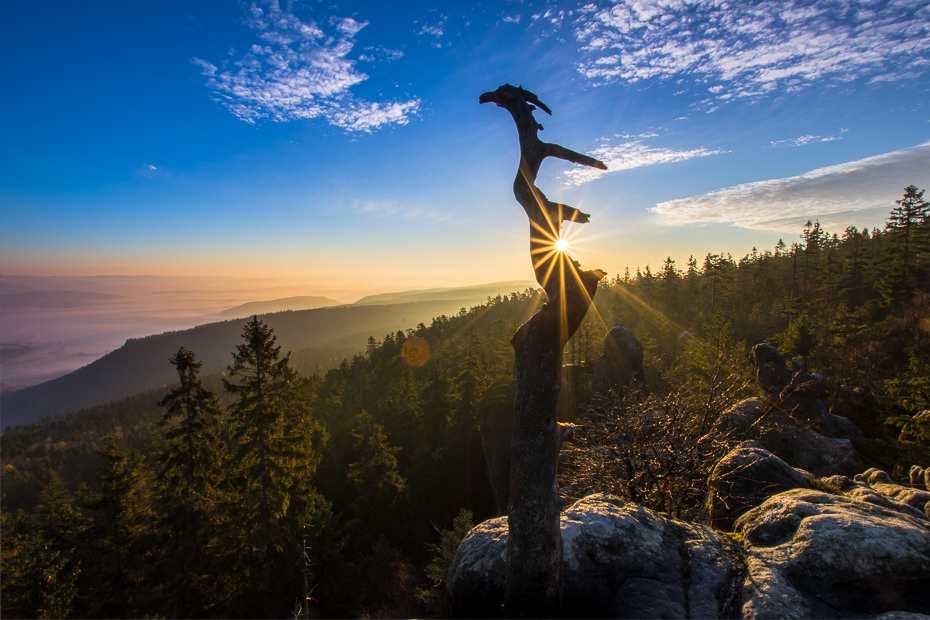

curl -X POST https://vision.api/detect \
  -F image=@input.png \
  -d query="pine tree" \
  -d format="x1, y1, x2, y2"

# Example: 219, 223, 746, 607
157, 347, 224, 499
223, 316, 327, 616
153, 347, 226, 617
886, 185, 929, 270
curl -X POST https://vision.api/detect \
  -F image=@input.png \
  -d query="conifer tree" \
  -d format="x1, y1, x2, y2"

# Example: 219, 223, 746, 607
223, 316, 325, 616
886, 185, 929, 270
85, 437, 156, 618
346, 411, 408, 547
157, 347, 224, 499
153, 347, 226, 617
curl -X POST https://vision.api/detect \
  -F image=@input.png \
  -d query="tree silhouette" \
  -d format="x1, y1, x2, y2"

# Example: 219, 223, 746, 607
480, 83, 606, 617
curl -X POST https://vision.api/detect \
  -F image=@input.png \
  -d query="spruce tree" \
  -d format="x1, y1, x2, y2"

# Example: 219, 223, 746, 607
223, 316, 328, 617
153, 347, 226, 616
886, 185, 929, 270
157, 347, 224, 498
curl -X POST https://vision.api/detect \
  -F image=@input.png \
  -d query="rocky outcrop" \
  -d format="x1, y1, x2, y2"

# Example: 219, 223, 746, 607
447, 494, 742, 619
712, 397, 867, 477
751, 343, 864, 440
592, 326, 645, 396
853, 467, 930, 516
449, 490, 930, 618
736, 489, 930, 618
707, 441, 811, 531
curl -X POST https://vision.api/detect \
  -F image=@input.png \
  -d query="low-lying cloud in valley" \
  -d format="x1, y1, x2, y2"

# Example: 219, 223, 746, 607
651, 143, 930, 231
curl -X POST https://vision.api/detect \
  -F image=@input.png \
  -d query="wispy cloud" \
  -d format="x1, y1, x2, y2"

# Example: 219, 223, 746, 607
563, 137, 722, 186
571, 0, 930, 101
191, 0, 418, 131
418, 17, 447, 48
771, 134, 843, 147
651, 143, 930, 230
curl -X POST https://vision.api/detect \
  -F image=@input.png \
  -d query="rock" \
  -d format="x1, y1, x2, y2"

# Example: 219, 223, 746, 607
447, 494, 742, 619
911, 465, 927, 488
750, 344, 863, 439
707, 440, 810, 531
593, 326, 645, 396
712, 398, 867, 477
824, 412, 865, 438
750, 343, 792, 395
446, 517, 508, 618
736, 489, 930, 619
477, 383, 514, 515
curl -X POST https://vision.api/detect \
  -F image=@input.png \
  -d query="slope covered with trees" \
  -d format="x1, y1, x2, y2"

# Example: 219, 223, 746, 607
1, 186, 928, 618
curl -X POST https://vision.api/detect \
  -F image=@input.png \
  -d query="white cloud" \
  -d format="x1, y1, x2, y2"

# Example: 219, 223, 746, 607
419, 18, 447, 48
571, 0, 930, 100
651, 143, 930, 230
502, 14, 522, 24
563, 139, 722, 186
358, 46, 404, 62
191, 0, 418, 131
770, 134, 843, 147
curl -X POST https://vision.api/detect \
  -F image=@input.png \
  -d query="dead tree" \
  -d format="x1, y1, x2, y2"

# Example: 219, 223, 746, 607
480, 84, 607, 618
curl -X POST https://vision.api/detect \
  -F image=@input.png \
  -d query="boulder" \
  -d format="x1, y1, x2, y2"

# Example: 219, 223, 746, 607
707, 440, 811, 531
736, 489, 930, 619
447, 494, 742, 619
911, 465, 927, 489
751, 343, 792, 395
446, 516, 508, 618
593, 326, 645, 396
713, 398, 867, 477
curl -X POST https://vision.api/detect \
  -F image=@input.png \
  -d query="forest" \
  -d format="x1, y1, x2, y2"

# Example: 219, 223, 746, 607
1, 185, 929, 618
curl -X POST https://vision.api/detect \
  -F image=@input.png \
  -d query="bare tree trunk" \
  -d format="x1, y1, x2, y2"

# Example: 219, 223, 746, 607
508, 266, 600, 616
480, 84, 606, 618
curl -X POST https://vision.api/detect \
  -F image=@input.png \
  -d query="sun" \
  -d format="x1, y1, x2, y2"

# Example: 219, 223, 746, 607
555, 239, 569, 252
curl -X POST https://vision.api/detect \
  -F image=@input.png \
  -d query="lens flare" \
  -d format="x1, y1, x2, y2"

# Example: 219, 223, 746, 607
555, 239, 569, 252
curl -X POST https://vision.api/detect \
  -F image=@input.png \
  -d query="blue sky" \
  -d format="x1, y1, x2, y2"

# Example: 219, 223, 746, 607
2, 0, 929, 294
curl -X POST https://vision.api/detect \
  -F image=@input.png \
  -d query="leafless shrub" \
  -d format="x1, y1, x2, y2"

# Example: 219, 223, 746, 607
559, 387, 735, 521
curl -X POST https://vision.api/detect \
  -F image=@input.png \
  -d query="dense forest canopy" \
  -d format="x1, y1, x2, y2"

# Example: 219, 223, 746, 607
1, 186, 929, 618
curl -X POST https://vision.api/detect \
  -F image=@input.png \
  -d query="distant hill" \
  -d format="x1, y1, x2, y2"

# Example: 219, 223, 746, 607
353, 280, 536, 306
0, 280, 537, 428
220, 295, 343, 317
0, 290, 122, 309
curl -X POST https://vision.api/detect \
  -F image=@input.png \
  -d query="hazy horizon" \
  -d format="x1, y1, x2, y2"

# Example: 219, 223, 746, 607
0, 274, 539, 392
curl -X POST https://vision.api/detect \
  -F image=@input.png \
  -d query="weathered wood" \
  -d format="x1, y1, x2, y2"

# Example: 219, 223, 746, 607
480, 83, 607, 618
479, 84, 606, 299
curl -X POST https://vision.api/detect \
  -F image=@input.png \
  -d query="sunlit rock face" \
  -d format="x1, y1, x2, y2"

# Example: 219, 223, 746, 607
736, 489, 930, 619
852, 468, 930, 517
447, 494, 742, 619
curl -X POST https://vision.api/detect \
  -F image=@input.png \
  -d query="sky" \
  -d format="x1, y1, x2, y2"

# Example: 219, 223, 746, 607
2, 0, 929, 294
